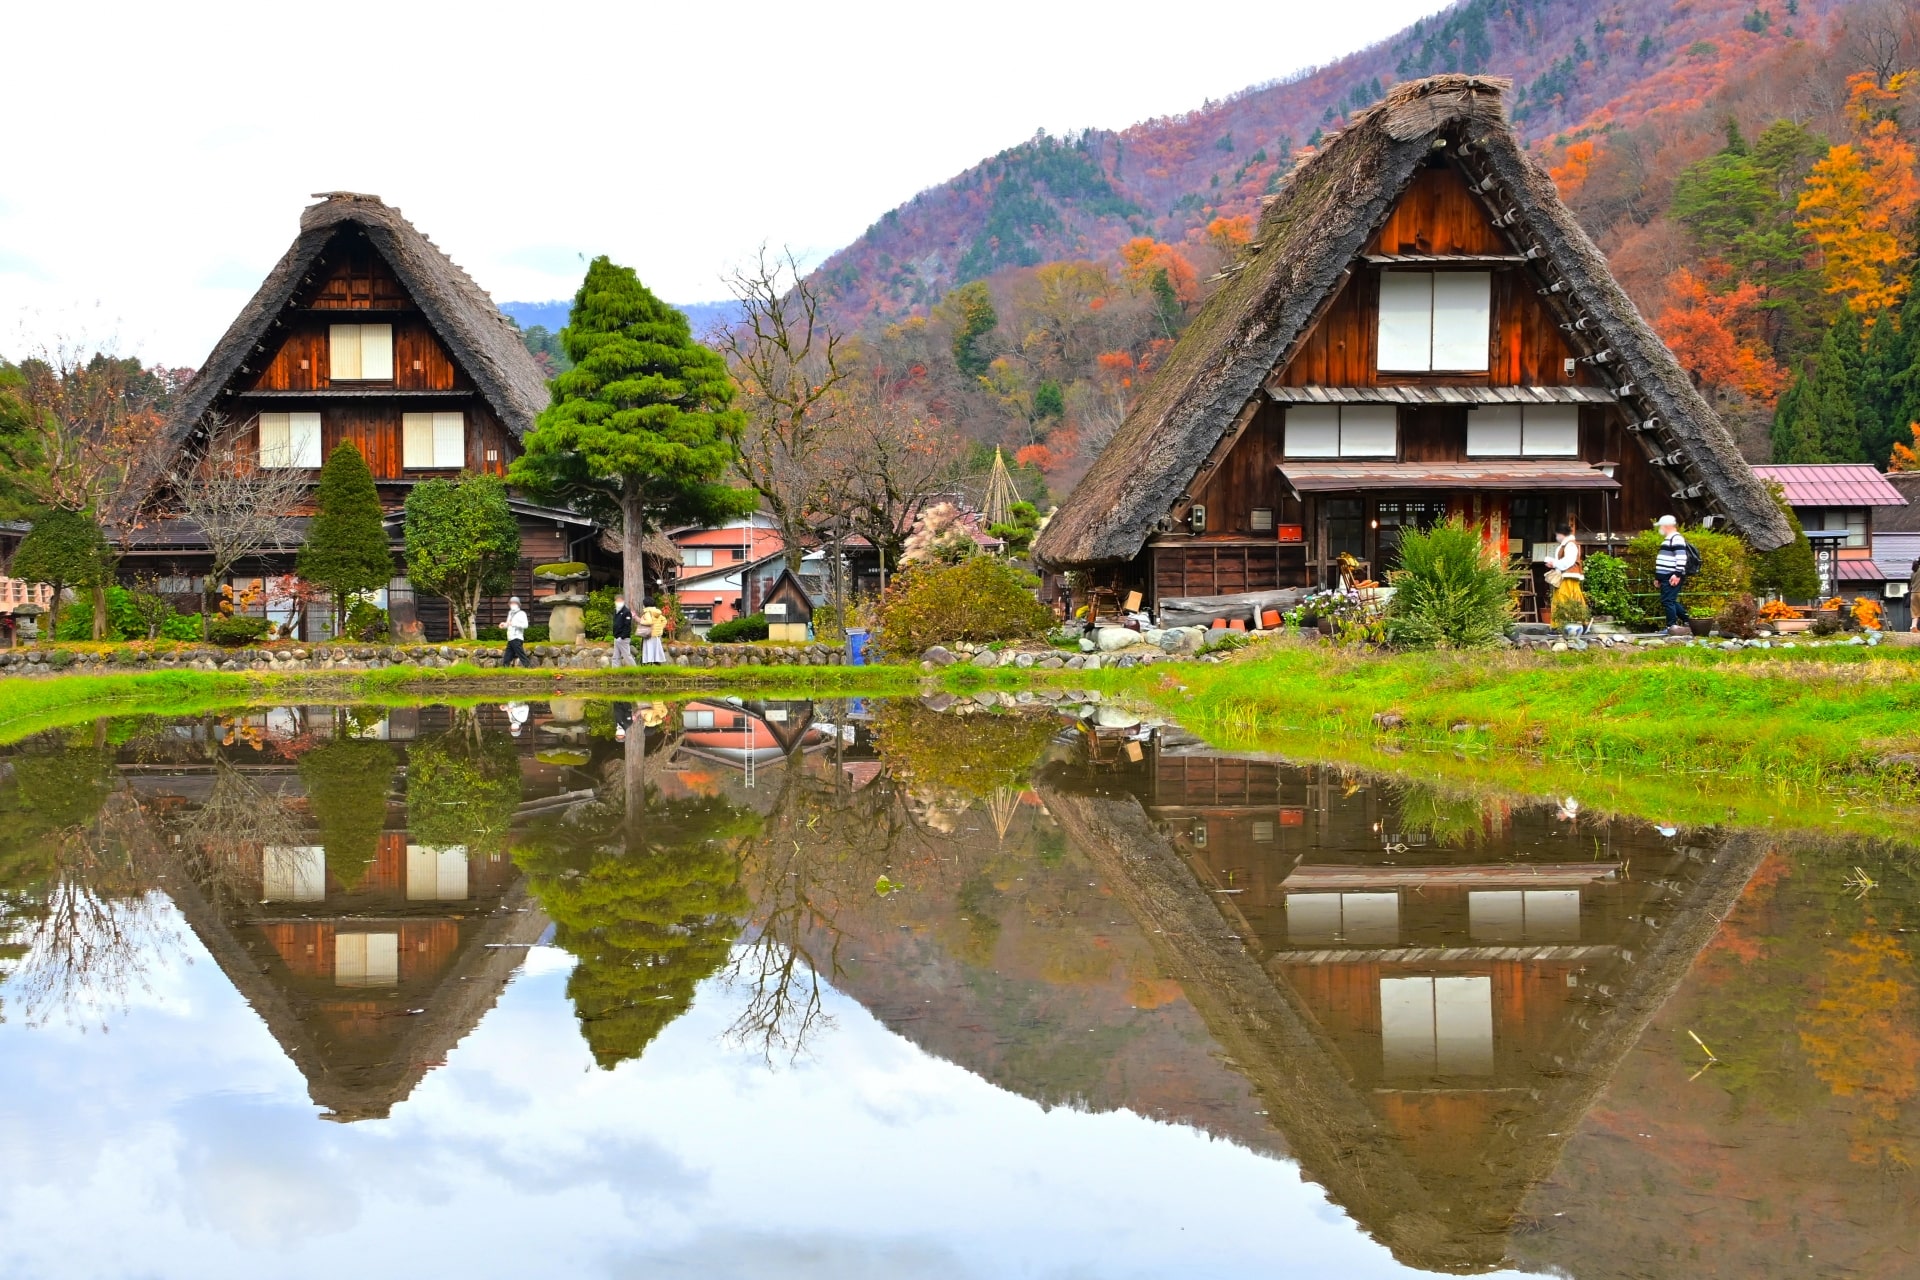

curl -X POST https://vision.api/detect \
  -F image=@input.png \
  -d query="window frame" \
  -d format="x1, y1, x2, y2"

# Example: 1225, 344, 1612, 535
1465, 404, 1582, 458
402, 410, 465, 469
683, 547, 715, 568
328, 323, 394, 382
1375, 269, 1492, 374
257, 411, 322, 468
1284, 405, 1400, 459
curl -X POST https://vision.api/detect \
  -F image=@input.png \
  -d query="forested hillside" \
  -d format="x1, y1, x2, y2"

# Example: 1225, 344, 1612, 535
784, 0, 1920, 497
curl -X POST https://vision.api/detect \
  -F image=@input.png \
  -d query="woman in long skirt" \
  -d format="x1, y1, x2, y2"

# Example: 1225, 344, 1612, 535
639, 604, 668, 664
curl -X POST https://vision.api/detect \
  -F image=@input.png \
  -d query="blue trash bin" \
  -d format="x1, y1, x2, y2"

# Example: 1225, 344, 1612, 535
846, 628, 871, 666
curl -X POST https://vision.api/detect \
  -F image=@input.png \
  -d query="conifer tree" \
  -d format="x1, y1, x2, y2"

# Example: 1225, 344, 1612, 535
1772, 310, 1867, 462
296, 441, 393, 633
510, 257, 752, 607
10, 508, 109, 637
1751, 482, 1822, 600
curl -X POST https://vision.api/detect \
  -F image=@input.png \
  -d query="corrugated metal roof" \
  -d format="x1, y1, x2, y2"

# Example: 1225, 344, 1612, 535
1750, 464, 1909, 508
1267, 384, 1617, 404
1873, 531, 1920, 578
1838, 559, 1887, 582
1278, 460, 1620, 492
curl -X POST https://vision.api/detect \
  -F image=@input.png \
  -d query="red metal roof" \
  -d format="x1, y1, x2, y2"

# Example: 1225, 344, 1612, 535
1837, 559, 1887, 582
1749, 464, 1909, 508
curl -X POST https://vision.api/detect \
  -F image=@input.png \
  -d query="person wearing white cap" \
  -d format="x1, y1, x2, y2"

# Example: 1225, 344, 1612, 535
502, 595, 530, 667
1653, 515, 1694, 631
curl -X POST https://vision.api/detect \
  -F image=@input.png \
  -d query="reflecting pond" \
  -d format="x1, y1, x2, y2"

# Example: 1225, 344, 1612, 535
0, 696, 1916, 1278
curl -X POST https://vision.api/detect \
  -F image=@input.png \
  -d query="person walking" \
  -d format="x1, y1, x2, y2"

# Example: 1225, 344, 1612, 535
610, 594, 635, 666
1547, 523, 1586, 624
1654, 515, 1693, 632
639, 603, 668, 665
503, 596, 530, 667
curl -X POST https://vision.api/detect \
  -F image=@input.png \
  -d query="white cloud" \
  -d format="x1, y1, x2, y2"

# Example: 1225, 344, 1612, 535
0, 0, 1446, 366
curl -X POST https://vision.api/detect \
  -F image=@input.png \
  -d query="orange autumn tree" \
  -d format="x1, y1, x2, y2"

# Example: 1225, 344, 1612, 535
1549, 138, 1596, 199
1798, 72, 1920, 319
1117, 238, 1198, 304
1798, 928, 1920, 1167
1890, 422, 1920, 471
1203, 214, 1253, 258
1657, 268, 1789, 403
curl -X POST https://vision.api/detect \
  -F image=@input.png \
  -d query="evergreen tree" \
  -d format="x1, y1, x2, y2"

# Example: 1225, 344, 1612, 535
403, 474, 520, 639
1751, 481, 1822, 600
940, 281, 999, 378
10, 508, 110, 636
1772, 309, 1867, 461
297, 441, 394, 631
405, 729, 521, 856
298, 736, 395, 891
510, 257, 752, 608
1856, 253, 1920, 467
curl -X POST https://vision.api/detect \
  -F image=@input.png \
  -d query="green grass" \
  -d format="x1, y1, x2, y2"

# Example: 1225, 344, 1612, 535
1126, 640, 1920, 834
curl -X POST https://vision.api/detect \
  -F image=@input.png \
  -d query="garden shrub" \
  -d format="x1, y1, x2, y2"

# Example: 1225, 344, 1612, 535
342, 599, 389, 641
207, 615, 271, 646
811, 603, 846, 643
1750, 481, 1821, 601
1582, 553, 1655, 629
1549, 591, 1591, 629
582, 585, 618, 640
162, 612, 205, 641
1384, 518, 1517, 650
875, 556, 1052, 655
707, 612, 769, 643
1716, 593, 1762, 639
1621, 526, 1750, 618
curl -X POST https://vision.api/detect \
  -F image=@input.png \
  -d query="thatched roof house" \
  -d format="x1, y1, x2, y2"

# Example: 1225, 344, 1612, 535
1036, 76, 1790, 604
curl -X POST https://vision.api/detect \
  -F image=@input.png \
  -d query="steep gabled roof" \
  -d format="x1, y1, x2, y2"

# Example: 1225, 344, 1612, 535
1036, 75, 1792, 568
122, 193, 551, 517
1750, 463, 1910, 508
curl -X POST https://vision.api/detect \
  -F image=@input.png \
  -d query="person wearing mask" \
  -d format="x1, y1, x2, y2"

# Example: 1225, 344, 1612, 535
610, 594, 635, 666
1654, 515, 1693, 632
1546, 523, 1585, 623
639, 602, 669, 664
503, 596, 529, 667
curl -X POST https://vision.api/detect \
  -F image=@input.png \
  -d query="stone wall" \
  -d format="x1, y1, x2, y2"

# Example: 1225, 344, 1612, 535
0, 640, 851, 675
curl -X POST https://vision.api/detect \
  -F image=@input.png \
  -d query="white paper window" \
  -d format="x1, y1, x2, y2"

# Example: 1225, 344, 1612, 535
683, 548, 715, 567
263, 844, 325, 902
329, 324, 393, 380
1466, 405, 1580, 457
258, 411, 322, 468
1377, 272, 1434, 371
406, 844, 470, 901
1469, 889, 1582, 943
334, 932, 400, 987
1285, 406, 1398, 458
402, 411, 465, 468
683, 709, 715, 729
1286, 891, 1399, 945
1380, 975, 1494, 1077
1377, 271, 1491, 372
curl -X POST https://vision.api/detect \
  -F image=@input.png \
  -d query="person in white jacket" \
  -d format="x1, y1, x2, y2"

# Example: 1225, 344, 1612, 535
503, 596, 529, 667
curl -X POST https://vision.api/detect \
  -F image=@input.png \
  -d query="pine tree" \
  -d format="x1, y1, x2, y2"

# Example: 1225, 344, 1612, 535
510, 257, 752, 607
10, 508, 110, 636
297, 441, 394, 631
1772, 310, 1867, 462
298, 737, 395, 891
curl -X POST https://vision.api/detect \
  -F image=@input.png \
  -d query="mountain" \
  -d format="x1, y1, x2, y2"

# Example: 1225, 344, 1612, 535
500, 299, 741, 339
812, 0, 1853, 330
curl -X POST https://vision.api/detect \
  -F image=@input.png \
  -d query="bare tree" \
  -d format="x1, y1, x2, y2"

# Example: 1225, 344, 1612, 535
166, 413, 308, 636
715, 247, 849, 571
825, 372, 956, 590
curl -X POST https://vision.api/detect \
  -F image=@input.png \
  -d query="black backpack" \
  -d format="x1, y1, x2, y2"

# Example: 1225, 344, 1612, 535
1683, 541, 1703, 576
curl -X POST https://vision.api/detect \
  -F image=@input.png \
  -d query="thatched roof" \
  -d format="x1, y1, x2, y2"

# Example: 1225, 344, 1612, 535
1036, 76, 1793, 568
122, 193, 551, 516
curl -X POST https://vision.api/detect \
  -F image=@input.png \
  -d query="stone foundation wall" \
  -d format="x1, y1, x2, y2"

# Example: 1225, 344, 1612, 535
0, 640, 851, 675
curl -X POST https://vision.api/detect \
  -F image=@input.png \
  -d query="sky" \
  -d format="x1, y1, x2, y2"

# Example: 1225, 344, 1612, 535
0, 0, 1447, 368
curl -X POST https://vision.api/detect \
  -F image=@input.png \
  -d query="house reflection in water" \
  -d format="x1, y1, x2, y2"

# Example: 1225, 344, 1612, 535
130, 705, 551, 1122
1039, 732, 1769, 1274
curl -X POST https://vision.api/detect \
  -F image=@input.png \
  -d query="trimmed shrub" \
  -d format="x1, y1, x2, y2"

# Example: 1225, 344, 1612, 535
478, 624, 549, 642
582, 585, 618, 640
1383, 518, 1517, 650
1621, 526, 1750, 618
162, 612, 204, 641
1582, 553, 1656, 629
532, 561, 588, 579
707, 612, 769, 643
207, 616, 271, 646
1751, 482, 1821, 601
875, 556, 1051, 655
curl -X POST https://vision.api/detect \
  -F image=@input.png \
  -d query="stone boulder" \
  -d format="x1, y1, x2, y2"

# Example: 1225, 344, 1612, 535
1095, 627, 1145, 652
923, 645, 957, 666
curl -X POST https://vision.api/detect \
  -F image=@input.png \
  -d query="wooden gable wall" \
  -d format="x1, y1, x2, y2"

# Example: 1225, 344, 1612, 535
231, 228, 516, 481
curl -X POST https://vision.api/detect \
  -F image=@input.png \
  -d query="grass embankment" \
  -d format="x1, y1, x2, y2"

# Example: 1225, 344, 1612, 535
1128, 641, 1920, 837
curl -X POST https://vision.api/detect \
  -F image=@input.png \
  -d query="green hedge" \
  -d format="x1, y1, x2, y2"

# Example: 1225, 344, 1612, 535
1619, 526, 1751, 619
707, 613, 769, 643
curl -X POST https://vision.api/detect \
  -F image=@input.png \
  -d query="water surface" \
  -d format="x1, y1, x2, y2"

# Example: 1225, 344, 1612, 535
1, 697, 1914, 1278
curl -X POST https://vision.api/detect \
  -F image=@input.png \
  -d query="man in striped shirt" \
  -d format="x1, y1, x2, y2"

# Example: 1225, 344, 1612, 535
1654, 515, 1691, 631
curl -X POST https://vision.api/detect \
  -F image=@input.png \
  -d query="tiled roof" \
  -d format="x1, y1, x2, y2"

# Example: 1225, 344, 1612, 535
1750, 464, 1909, 508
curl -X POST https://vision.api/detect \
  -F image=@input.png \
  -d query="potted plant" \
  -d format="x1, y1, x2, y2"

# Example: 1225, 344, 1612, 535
1760, 599, 1812, 633
1549, 592, 1591, 636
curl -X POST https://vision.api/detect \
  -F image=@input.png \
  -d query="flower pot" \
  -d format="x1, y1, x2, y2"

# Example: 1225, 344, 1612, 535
1773, 618, 1812, 634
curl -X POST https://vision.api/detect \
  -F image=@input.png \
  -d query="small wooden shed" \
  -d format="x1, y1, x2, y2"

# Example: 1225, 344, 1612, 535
761, 567, 815, 642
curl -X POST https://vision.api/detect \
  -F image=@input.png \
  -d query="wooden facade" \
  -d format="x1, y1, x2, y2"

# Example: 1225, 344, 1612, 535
1143, 161, 1657, 601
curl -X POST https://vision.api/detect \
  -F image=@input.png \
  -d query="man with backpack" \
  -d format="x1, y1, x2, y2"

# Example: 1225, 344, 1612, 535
1654, 515, 1699, 632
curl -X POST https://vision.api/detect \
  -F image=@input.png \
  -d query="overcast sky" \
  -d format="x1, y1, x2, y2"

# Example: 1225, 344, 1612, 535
1, 0, 1445, 368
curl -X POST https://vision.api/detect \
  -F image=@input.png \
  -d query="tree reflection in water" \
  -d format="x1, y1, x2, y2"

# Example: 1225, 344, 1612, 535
514, 710, 759, 1070
0, 731, 180, 1029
